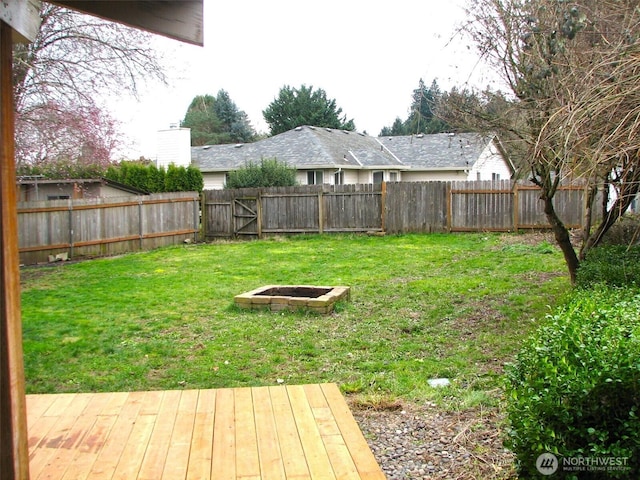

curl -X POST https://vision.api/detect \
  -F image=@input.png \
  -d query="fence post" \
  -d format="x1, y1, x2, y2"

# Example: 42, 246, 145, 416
257, 191, 263, 238
68, 201, 74, 258
194, 194, 201, 242
318, 190, 324, 234
199, 192, 205, 242
446, 183, 452, 232
513, 181, 519, 231
138, 197, 144, 249
380, 181, 386, 232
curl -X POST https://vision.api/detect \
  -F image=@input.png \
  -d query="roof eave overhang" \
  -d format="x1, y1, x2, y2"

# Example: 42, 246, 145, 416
199, 165, 418, 173
50, 1, 204, 46
402, 166, 468, 172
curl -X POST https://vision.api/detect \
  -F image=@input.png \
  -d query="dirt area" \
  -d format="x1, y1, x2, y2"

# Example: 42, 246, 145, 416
497, 230, 556, 246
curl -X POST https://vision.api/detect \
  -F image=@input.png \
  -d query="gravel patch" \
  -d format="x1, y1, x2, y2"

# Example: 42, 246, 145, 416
351, 402, 517, 479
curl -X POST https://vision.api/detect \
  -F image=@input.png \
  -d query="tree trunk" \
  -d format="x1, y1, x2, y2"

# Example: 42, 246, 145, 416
581, 167, 640, 259
542, 194, 580, 284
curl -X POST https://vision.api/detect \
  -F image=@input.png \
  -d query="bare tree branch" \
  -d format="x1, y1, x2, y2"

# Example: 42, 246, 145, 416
442, 0, 640, 282
13, 3, 168, 168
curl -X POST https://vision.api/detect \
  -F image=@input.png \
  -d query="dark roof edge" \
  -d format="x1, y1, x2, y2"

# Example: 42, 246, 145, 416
100, 177, 149, 195
17, 177, 149, 195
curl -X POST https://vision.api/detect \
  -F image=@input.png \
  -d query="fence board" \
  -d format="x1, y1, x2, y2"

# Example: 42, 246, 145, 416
323, 186, 381, 232
262, 193, 319, 233
203, 181, 591, 240
18, 192, 200, 265
517, 185, 585, 228
384, 182, 448, 233
449, 180, 514, 232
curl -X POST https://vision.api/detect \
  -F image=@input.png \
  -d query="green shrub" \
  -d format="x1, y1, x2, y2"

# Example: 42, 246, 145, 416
504, 286, 640, 479
225, 158, 296, 188
577, 245, 640, 288
105, 161, 203, 193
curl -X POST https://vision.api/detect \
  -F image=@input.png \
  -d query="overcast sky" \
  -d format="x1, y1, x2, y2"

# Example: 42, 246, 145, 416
109, 0, 501, 160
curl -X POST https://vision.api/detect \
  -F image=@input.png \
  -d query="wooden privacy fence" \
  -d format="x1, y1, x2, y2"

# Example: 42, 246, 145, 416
203, 181, 587, 240
19, 192, 200, 265
203, 184, 382, 238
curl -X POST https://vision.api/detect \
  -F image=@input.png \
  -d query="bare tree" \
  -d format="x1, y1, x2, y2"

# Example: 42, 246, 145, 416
16, 101, 120, 178
446, 0, 640, 283
13, 3, 167, 169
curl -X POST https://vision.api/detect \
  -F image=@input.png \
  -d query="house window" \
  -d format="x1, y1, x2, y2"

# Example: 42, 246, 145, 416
307, 170, 324, 185
389, 171, 398, 182
334, 170, 344, 185
477, 172, 481, 181
492, 173, 501, 182
372, 171, 384, 184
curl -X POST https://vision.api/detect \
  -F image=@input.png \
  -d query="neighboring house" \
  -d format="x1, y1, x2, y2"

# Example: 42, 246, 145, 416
377, 132, 513, 182
17, 177, 148, 202
159, 125, 514, 190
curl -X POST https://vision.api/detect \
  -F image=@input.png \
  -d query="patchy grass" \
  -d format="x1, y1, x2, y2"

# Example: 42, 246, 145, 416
21, 232, 569, 407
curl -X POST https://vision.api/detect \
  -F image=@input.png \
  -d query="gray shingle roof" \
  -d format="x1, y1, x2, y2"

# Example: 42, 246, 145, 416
377, 132, 492, 170
191, 126, 496, 172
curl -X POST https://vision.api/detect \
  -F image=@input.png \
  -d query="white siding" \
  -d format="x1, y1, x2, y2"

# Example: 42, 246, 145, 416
467, 140, 512, 181
98, 185, 139, 198
202, 172, 226, 190
352, 170, 402, 183
401, 170, 469, 182
296, 171, 310, 185
157, 127, 191, 168
342, 169, 361, 184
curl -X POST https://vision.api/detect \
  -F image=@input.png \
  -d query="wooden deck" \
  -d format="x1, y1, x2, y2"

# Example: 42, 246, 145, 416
26, 383, 386, 479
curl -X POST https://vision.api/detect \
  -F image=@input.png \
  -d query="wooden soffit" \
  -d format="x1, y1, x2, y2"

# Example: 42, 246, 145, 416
0, 0, 42, 43
50, 1, 203, 46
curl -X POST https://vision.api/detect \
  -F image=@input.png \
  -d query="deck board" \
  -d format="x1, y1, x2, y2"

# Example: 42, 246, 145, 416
268, 386, 312, 479
186, 389, 216, 480
27, 384, 385, 480
252, 387, 286, 479
321, 384, 385, 480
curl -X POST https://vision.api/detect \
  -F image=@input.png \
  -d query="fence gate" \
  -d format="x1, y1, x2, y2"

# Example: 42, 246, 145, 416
233, 197, 259, 236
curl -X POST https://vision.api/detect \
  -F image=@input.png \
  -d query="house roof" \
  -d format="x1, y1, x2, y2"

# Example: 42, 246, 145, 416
17, 177, 149, 195
191, 126, 507, 173
378, 132, 498, 170
192, 126, 403, 172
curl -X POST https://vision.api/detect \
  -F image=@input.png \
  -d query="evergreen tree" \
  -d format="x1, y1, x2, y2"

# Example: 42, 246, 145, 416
379, 79, 450, 136
165, 164, 189, 191
213, 90, 255, 143
147, 164, 166, 193
263, 85, 355, 135
185, 165, 204, 192
181, 91, 255, 146
380, 118, 407, 136
182, 95, 222, 146
105, 161, 202, 192
123, 164, 149, 191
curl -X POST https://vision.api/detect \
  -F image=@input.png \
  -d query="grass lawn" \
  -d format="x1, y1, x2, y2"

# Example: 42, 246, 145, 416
20, 232, 569, 407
